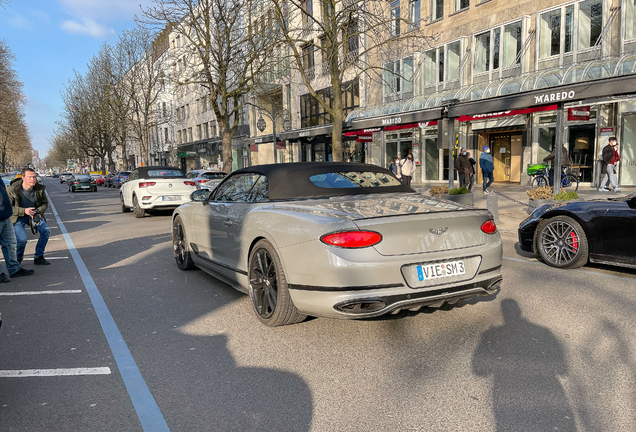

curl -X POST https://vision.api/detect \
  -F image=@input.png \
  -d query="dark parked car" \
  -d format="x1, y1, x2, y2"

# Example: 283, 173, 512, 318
519, 193, 636, 269
112, 171, 131, 189
68, 174, 97, 192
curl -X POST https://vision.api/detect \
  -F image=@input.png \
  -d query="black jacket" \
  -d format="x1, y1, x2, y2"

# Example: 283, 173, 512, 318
0, 180, 12, 221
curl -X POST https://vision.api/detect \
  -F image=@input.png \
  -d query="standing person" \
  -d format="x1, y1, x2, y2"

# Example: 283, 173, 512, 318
599, 137, 621, 192
399, 153, 416, 188
467, 151, 477, 191
0, 177, 35, 281
455, 148, 472, 189
479, 146, 495, 194
8, 168, 51, 266
389, 157, 401, 179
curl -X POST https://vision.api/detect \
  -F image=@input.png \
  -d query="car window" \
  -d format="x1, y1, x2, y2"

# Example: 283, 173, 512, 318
74, 175, 91, 180
309, 171, 402, 188
186, 171, 198, 178
213, 173, 264, 202
148, 169, 184, 177
201, 172, 227, 180
247, 175, 269, 202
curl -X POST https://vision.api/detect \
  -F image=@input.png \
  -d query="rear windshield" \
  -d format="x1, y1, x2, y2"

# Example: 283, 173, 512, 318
309, 171, 402, 188
147, 169, 184, 178
74, 175, 91, 180
200, 172, 226, 180
119, 172, 131, 176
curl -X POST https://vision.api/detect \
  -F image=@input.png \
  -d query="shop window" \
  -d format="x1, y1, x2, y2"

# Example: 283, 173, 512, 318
390, 1, 401, 38
626, 0, 636, 40
423, 128, 439, 180
431, 0, 444, 21
539, 1, 602, 59
383, 57, 414, 102
409, 0, 421, 29
455, 0, 469, 13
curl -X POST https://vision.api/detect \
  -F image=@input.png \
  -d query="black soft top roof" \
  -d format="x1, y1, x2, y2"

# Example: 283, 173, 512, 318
228, 162, 414, 200
135, 166, 184, 179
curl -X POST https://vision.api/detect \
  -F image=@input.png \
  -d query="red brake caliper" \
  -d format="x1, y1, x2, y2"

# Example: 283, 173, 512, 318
570, 231, 579, 251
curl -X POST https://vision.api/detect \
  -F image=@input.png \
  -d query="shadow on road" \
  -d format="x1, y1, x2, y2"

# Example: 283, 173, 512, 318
472, 299, 576, 432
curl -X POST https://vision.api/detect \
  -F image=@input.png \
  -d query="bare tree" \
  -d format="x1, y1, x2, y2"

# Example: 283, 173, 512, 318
271, 0, 433, 161
0, 40, 32, 171
141, 0, 279, 169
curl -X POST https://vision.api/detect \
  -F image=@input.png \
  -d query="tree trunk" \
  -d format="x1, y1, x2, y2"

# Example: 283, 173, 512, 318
331, 82, 344, 162
219, 121, 233, 172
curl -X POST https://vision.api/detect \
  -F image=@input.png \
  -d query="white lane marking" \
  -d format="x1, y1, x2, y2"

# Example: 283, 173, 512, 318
0, 290, 82, 296
0, 367, 111, 378
503, 256, 636, 282
0, 256, 69, 262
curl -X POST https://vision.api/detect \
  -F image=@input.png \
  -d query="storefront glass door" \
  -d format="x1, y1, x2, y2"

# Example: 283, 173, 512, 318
424, 135, 439, 180
568, 125, 595, 183
621, 114, 636, 186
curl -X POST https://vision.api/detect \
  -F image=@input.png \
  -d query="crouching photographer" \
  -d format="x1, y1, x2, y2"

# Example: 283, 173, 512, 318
8, 167, 51, 266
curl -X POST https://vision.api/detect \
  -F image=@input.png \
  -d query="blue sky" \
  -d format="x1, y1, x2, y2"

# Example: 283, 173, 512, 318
0, 0, 154, 160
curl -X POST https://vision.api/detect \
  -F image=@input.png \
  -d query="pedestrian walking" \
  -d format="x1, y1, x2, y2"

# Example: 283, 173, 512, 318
599, 136, 621, 192
455, 148, 472, 189
399, 153, 416, 188
467, 151, 476, 191
0, 176, 35, 282
389, 157, 401, 179
8, 167, 51, 266
479, 146, 495, 194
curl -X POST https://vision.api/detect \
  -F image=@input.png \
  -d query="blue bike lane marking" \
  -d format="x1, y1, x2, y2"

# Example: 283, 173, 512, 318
47, 193, 170, 432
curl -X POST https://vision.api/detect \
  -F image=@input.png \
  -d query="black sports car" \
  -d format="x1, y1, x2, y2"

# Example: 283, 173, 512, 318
518, 193, 636, 269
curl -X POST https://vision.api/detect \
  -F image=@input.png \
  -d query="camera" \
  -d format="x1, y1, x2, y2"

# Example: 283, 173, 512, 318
32, 209, 41, 225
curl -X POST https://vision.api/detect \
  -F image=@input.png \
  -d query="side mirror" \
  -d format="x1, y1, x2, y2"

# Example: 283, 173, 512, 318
191, 189, 209, 202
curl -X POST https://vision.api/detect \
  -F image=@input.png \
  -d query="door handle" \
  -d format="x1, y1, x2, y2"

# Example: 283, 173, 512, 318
224, 219, 233, 227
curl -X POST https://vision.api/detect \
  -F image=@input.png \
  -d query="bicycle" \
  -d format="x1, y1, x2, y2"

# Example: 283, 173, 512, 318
530, 165, 579, 191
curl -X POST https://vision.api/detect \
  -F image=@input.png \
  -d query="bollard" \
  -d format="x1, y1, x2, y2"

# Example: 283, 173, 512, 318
487, 194, 499, 222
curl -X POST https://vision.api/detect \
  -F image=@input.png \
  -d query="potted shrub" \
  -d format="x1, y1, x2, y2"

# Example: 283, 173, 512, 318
442, 186, 474, 205
526, 187, 579, 214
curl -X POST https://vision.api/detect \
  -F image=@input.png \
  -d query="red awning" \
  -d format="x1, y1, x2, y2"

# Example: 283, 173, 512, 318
458, 105, 557, 122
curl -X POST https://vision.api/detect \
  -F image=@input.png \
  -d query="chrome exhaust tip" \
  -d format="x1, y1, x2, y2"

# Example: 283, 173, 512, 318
335, 299, 387, 314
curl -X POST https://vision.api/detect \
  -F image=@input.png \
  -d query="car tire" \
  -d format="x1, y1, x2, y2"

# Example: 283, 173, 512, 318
535, 215, 589, 269
132, 195, 145, 218
248, 239, 306, 327
172, 216, 195, 270
120, 194, 131, 213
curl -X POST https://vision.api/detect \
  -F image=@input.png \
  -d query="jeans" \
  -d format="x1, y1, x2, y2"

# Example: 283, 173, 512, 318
602, 164, 618, 189
482, 171, 494, 192
0, 218, 20, 274
14, 216, 50, 261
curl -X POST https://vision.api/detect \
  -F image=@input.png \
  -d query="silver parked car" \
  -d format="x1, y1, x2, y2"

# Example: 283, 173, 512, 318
185, 169, 228, 191
172, 163, 503, 327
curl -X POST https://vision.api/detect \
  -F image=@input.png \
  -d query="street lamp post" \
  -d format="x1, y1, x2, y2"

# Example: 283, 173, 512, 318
253, 100, 292, 164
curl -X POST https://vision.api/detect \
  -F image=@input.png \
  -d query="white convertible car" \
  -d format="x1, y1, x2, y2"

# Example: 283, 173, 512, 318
120, 166, 197, 218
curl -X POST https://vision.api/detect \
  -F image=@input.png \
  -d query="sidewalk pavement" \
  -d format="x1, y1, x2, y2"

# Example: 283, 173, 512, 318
412, 182, 635, 238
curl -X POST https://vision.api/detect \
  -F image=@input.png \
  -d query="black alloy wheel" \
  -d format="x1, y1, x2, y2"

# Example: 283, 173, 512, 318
120, 194, 131, 212
132, 195, 145, 218
172, 216, 194, 270
536, 216, 589, 269
248, 239, 306, 327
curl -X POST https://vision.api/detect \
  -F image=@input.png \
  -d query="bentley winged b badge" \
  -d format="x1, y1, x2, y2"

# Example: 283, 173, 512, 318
429, 227, 448, 237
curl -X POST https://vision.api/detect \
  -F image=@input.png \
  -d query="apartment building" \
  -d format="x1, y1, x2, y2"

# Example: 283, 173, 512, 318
343, 0, 636, 187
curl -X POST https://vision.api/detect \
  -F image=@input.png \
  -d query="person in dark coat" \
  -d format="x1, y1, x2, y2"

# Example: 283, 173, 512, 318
599, 137, 621, 192
0, 178, 35, 282
455, 148, 472, 189
467, 151, 477, 191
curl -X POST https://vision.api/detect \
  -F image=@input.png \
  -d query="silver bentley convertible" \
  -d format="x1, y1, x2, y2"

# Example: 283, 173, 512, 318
172, 162, 503, 326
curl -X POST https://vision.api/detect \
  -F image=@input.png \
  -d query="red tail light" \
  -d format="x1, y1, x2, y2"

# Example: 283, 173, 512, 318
197, 179, 210, 183
73, 181, 80, 185
184, 181, 196, 186
321, 231, 382, 248
138, 182, 156, 188
481, 219, 497, 234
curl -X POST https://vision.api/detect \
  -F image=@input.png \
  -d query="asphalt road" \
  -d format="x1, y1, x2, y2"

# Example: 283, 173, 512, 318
1, 178, 635, 432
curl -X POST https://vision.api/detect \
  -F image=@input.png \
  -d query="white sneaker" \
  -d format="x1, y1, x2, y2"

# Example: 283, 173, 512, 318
598, 188, 609, 192
483, 189, 489, 195
614, 187, 621, 192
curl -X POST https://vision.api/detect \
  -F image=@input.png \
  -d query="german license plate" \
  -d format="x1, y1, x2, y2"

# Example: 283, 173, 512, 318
162, 196, 181, 201
416, 260, 465, 281
81, 186, 89, 188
